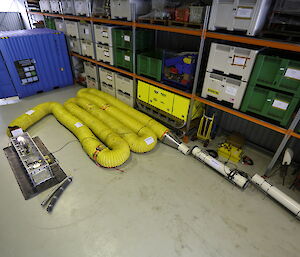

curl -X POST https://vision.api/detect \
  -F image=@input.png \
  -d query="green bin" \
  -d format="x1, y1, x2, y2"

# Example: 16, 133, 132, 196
113, 48, 133, 71
137, 50, 163, 81
112, 28, 154, 51
240, 86, 299, 127
44, 17, 56, 30
250, 55, 300, 97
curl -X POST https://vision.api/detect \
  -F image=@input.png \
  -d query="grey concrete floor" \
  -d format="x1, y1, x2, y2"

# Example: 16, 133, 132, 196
0, 85, 299, 257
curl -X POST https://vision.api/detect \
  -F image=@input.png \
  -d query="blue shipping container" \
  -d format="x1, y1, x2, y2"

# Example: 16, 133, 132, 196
0, 29, 73, 98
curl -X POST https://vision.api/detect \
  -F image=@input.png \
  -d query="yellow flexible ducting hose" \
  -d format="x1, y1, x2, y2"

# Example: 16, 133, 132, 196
7, 102, 130, 168
66, 97, 157, 153
78, 88, 169, 140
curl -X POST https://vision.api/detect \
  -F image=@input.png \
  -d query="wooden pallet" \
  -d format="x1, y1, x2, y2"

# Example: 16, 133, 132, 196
168, 20, 201, 29
138, 17, 168, 26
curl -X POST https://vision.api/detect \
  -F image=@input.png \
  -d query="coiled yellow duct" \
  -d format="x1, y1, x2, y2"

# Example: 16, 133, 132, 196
65, 97, 157, 153
7, 102, 130, 168
78, 88, 169, 140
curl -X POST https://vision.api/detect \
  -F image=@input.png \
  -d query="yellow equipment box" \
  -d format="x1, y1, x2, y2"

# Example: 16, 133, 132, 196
218, 143, 243, 163
137, 80, 203, 121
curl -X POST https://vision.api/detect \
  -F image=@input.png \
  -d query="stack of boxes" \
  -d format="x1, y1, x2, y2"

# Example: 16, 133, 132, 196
84, 61, 99, 89
78, 21, 95, 58
49, 0, 60, 13
61, 0, 76, 15
201, 43, 258, 109
54, 18, 66, 33
94, 24, 115, 65
241, 55, 300, 126
74, 0, 91, 16
99, 67, 116, 96
65, 20, 81, 54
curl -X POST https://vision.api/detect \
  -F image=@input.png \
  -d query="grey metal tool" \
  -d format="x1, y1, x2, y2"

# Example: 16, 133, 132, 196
46, 176, 73, 213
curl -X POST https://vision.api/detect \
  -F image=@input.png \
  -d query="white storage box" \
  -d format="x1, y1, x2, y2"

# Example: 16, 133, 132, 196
115, 74, 134, 95
206, 43, 258, 82
96, 44, 114, 65
79, 22, 93, 41
208, 0, 272, 36
68, 37, 81, 54
50, 0, 60, 13
39, 0, 52, 12
189, 6, 204, 24
110, 0, 151, 21
84, 61, 98, 80
66, 20, 79, 38
101, 83, 116, 96
80, 40, 95, 58
54, 19, 66, 33
74, 0, 91, 16
201, 72, 248, 109
61, 0, 75, 15
99, 67, 115, 86
116, 89, 135, 107
94, 24, 116, 46
86, 76, 100, 89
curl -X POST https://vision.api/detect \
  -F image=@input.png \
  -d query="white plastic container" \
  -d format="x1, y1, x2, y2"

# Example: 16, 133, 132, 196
110, 0, 151, 21
115, 74, 135, 107
189, 6, 204, 24
65, 20, 79, 38
80, 40, 95, 58
94, 24, 116, 46
86, 76, 100, 89
50, 0, 60, 13
208, 0, 272, 36
67, 36, 81, 54
96, 44, 114, 65
39, 0, 52, 12
84, 61, 98, 80
79, 22, 93, 41
201, 72, 248, 109
99, 67, 116, 96
61, 0, 75, 15
54, 19, 67, 34
74, 0, 91, 16
206, 43, 258, 81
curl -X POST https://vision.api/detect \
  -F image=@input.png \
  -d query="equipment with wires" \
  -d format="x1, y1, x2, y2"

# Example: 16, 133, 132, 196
10, 131, 54, 187
218, 143, 243, 163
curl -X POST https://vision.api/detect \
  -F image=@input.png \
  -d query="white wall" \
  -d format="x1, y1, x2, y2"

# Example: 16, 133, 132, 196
0, 0, 30, 29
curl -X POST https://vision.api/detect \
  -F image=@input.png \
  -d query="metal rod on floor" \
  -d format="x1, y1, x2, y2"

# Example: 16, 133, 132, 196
185, 6, 210, 133
264, 108, 300, 176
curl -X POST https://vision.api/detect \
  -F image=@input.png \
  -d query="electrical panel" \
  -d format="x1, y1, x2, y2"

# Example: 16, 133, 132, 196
110, 0, 151, 21
96, 44, 114, 65
65, 20, 79, 38
79, 22, 93, 41
208, 0, 272, 36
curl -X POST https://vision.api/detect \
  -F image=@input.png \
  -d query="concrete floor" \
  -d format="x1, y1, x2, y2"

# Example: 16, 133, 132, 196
0, 85, 299, 257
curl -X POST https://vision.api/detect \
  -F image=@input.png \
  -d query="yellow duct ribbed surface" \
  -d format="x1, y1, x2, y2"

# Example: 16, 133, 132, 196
78, 88, 169, 140
7, 102, 130, 168
65, 97, 156, 153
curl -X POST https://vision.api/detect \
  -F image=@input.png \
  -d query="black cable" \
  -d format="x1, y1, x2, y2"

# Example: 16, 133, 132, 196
50, 140, 79, 154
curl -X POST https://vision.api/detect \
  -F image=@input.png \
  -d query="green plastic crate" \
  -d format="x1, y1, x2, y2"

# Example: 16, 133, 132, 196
112, 28, 154, 50
113, 48, 133, 71
137, 50, 163, 81
240, 86, 299, 127
250, 55, 300, 97
44, 17, 56, 30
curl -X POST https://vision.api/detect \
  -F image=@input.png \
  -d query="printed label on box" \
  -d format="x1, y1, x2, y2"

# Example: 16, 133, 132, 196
85, 29, 89, 35
82, 44, 86, 50
124, 55, 130, 61
107, 75, 112, 80
104, 51, 110, 57
70, 41, 74, 47
284, 68, 300, 80
207, 88, 219, 95
144, 137, 154, 145
124, 35, 130, 42
236, 7, 253, 18
272, 100, 289, 110
102, 31, 108, 37
74, 122, 83, 128
225, 86, 237, 96
59, 24, 63, 29
233, 56, 247, 66
25, 110, 35, 115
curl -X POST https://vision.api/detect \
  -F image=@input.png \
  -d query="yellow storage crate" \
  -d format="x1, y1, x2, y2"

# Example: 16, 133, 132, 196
172, 95, 203, 121
137, 80, 150, 103
149, 85, 174, 114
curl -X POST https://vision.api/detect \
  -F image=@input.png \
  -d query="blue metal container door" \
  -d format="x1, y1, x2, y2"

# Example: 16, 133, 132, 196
0, 51, 17, 98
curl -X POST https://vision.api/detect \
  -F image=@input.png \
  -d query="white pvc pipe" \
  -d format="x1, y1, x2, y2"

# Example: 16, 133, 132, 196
251, 174, 300, 218
178, 143, 190, 155
192, 147, 249, 189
